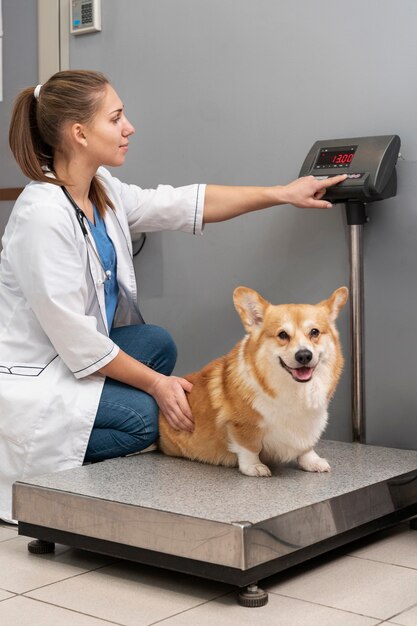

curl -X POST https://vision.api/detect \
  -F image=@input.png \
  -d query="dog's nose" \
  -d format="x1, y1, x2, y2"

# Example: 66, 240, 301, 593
295, 349, 313, 365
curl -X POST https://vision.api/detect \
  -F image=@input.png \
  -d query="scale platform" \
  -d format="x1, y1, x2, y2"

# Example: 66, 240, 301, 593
13, 440, 417, 587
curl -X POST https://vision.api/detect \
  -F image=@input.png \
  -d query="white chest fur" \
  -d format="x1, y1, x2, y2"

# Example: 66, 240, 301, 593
254, 389, 328, 462
237, 338, 330, 462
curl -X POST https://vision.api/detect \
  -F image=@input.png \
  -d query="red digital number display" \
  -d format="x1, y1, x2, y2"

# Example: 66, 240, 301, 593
332, 152, 355, 164
315, 145, 357, 169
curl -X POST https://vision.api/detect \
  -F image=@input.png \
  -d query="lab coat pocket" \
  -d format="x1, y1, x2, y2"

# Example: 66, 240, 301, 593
0, 363, 49, 377
0, 359, 56, 446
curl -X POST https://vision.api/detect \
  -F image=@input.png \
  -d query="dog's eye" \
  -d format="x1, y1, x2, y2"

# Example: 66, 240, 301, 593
310, 328, 320, 338
278, 331, 289, 340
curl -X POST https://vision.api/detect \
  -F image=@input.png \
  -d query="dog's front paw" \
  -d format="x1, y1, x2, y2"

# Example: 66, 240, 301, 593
302, 457, 331, 473
240, 463, 272, 477
298, 450, 330, 473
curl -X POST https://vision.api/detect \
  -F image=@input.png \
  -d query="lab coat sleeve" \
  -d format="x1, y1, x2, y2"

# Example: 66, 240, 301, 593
7, 201, 119, 378
98, 169, 206, 238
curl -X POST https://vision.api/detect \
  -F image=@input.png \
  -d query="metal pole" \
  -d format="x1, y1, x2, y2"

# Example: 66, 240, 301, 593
345, 203, 367, 443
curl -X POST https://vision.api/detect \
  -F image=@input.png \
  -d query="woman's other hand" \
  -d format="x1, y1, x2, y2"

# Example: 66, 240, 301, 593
151, 374, 194, 432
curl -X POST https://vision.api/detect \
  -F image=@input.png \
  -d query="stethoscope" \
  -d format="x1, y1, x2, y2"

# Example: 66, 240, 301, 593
61, 186, 112, 284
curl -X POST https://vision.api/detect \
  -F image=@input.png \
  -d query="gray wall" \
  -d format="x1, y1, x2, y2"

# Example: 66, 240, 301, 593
2, 1, 416, 449
0, 0, 37, 234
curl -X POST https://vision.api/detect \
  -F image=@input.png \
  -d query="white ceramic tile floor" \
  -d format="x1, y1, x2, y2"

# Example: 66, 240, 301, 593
1, 520, 417, 625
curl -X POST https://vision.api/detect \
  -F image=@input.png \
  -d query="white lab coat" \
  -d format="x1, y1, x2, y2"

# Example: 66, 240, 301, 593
0, 167, 205, 521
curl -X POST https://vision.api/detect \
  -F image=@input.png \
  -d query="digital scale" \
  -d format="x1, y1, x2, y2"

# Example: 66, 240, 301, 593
299, 134, 401, 442
300, 134, 400, 203
13, 135, 417, 608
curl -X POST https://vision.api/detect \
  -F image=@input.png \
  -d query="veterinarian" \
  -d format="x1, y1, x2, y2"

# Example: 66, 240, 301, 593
0, 70, 346, 522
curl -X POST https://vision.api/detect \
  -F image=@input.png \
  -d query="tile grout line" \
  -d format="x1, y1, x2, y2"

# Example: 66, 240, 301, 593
0, 535, 20, 545
0, 592, 17, 602
1, 594, 126, 625
18, 560, 119, 595
385, 598, 417, 623
348, 553, 417, 572
146, 590, 237, 625
267, 590, 387, 621
0, 560, 118, 601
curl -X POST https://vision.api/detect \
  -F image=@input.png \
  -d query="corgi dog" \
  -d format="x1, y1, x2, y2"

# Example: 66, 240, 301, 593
159, 286, 348, 477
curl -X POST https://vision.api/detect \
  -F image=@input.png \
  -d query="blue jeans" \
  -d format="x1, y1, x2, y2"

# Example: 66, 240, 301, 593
84, 324, 177, 463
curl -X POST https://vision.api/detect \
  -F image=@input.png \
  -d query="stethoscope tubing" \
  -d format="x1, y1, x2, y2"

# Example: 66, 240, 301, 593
61, 186, 111, 282
61, 185, 145, 325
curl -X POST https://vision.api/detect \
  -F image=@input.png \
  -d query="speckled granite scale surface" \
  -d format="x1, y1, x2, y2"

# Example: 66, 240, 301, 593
21, 441, 417, 524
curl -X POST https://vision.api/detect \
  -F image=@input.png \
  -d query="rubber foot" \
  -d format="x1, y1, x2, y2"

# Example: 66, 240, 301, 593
237, 584, 269, 607
27, 539, 55, 554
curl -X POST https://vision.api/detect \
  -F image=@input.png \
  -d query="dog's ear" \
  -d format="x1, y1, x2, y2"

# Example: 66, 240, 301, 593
320, 286, 349, 321
233, 287, 268, 332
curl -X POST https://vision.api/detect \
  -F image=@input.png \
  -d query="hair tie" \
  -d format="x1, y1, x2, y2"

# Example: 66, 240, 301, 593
33, 84, 43, 100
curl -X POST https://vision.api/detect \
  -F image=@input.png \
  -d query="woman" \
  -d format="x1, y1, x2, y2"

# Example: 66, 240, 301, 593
0, 70, 345, 522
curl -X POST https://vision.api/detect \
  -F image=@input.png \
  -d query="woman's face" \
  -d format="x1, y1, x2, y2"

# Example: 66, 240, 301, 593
83, 84, 135, 168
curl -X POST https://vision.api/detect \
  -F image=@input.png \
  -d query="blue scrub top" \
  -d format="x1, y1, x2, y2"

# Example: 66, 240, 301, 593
88, 206, 119, 329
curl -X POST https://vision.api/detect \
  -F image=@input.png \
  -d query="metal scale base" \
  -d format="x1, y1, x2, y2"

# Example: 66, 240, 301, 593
13, 440, 417, 588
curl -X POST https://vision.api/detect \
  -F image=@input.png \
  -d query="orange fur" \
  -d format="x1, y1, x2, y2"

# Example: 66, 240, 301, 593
159, 286, 348, 476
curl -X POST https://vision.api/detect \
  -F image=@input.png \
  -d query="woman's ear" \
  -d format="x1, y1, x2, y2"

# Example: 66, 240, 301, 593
70, 122, 88, 147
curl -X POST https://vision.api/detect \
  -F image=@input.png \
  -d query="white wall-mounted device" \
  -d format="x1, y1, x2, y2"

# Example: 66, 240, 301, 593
70, 0, 101, 35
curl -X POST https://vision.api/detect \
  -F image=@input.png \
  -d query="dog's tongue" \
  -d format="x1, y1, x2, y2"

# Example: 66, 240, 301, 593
291, 367, 313, 382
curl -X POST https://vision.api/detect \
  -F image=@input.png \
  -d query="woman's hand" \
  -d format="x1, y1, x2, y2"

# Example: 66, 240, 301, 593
151, 374, 194, 432
279, 174, 348, 209
99, 350, 194, 432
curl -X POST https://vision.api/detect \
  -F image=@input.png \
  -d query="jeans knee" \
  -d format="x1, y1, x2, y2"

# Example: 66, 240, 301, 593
131, 399, 159, 447
128, 423, 158, 452
110, 323, 177, 375
147, 325, 177, 374
111, 397, 158, 454
146, 419, 159, 444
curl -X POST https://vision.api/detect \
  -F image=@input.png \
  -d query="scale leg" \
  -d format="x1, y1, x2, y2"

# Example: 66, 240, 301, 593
27, 539, 55, 554
409, 519, 417, 531
237, 583, 268, 607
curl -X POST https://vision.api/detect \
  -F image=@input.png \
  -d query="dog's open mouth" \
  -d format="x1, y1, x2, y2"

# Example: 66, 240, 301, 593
279, 358, 315, 383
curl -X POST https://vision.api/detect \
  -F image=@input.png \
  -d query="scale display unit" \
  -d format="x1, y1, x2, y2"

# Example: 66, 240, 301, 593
13, 135, 417, 608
